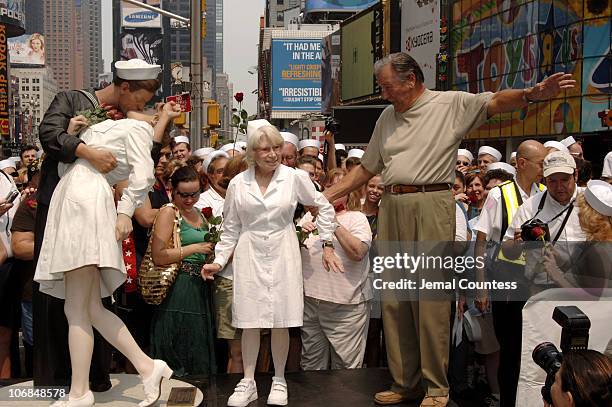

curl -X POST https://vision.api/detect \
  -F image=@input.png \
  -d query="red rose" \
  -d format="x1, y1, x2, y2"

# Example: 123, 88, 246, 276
234, 92, 244, 103
202, 207, 213, 219
532, 226, 545, 239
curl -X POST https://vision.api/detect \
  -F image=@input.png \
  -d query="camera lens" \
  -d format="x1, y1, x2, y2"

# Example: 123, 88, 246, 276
532, 342, 563, 375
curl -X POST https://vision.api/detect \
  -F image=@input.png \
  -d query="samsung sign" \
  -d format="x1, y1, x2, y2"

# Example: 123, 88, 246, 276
121, 1, 162, 28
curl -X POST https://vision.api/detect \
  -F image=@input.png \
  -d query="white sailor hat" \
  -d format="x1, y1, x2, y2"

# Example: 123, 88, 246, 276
173, 135, 190, 145
335, 143, 346, 151
235, 141, 247, 150
601, 151, 612, 179
246, 119, 273, 139
221, 142, 246, 153
511, 151, 517, 159
203, 150, 230, 172
560, 136, 577, 148
298, 139, 320, 151
0, 159, 16, 170
487, 162, 516, 176
192, 147, 215, 160
317, 154, 324, 162
280, 132, 299, 148
347, 149, 365, 159
544, 140, 570, 153
115, 59, 162, 80
478, 146, 502, 162
457, 149, 474, 163
584, 180, 612, 217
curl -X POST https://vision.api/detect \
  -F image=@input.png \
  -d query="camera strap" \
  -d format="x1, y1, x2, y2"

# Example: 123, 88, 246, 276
526, 191, 575, 244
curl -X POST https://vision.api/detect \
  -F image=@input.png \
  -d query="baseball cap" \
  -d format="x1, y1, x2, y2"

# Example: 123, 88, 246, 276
543, 150, 576, 178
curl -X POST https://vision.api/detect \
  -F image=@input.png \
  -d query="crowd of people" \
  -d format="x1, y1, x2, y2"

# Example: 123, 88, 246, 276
0, 54, 610, 407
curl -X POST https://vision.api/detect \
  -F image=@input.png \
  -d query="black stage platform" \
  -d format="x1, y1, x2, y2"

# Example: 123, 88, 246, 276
183, 368, 472, 407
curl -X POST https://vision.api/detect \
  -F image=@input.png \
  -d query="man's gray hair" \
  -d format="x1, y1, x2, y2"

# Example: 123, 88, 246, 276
374, 52, 425, 83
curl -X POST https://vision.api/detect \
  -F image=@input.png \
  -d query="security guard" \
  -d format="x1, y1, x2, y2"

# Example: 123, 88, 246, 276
473, 140, 548, 407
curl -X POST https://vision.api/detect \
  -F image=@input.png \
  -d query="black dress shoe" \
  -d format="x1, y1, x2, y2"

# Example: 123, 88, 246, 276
90, 379, 112, 392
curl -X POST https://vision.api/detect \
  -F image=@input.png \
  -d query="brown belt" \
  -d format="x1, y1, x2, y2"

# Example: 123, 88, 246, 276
384, 183, 451, 194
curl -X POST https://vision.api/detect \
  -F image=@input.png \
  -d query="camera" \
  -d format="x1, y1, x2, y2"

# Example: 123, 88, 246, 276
324, 117, 340, 136
520, 218, 550, 241
532, 306, 591, 404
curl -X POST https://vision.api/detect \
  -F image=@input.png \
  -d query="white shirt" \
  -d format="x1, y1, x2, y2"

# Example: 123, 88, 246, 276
503, 187, 586, 285
474, 182, 542, 243
0, 172, 20, 258
301, 211, 373, 304
195, 186, 233, 279
455, 202, 469, 242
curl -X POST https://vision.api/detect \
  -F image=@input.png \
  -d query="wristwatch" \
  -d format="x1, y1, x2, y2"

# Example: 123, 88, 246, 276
322, 240, 335, 249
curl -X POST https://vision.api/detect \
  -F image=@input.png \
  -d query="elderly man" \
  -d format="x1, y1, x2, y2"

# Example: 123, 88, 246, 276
560, 135, 583, 159
280, 132, 299, 168
298, 139, 321, 159
478, 146, 502, 173
324, 52, 574, 406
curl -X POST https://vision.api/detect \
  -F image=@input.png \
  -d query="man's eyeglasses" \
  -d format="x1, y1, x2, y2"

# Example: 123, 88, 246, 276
161, 152, 172, 159
175, 190, 200, 198
456, 160, 470, 167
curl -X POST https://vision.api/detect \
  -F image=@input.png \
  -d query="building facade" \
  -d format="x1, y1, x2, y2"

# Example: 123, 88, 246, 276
266, 0, 302, 28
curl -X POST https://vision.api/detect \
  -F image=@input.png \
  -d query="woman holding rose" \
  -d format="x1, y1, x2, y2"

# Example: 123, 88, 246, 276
202, 124, 342, 406
149, 165, 217, 377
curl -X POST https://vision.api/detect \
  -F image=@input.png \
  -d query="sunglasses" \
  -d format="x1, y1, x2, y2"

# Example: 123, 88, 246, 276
456, 160, 470, 167
175, 190, 200, 198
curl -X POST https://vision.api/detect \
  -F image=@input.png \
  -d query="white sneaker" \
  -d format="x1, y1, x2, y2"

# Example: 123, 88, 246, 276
50, 391, 94, 407
227, 378, 258, 407
266, 376, 288, 406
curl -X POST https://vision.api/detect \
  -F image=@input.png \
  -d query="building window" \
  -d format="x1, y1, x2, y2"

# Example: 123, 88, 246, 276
278, 0, 284, 4
277, 12, 284, 21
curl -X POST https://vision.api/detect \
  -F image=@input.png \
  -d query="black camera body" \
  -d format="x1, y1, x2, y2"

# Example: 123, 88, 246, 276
532, 306, 591, 404
520, 218, 550, 241
324, 117, 340, 136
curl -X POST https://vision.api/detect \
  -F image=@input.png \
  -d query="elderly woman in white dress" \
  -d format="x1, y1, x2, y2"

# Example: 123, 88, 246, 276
202, 125, 342, 406
34, 103, 180, 407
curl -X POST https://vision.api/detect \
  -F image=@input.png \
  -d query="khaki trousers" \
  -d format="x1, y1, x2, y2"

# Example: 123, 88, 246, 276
378, 190, 454, 397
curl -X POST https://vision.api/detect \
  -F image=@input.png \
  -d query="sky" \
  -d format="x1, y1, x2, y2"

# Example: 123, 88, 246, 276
101, 0, 265, 113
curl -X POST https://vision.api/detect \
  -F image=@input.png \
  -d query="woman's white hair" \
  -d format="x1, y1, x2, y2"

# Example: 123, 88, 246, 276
245, 125, 284, 166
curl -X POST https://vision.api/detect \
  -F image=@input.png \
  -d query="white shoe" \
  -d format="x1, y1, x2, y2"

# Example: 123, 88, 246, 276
138, 359, 173, 407
266, 377, 288, 406
50, 390, 94, 406
227, 378, 258, 407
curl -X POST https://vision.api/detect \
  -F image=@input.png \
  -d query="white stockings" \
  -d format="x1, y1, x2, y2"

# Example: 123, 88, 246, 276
241, 328, 290, 380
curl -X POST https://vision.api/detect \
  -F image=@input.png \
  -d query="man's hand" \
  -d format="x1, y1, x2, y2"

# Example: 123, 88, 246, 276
67, 115, 90, 135
527, 72, 576, 101
456, 164, 470, 175
161, 101, 182, 120
88, 148, 118, 174
115, 213, 133, 241
474, 290, 489, 313
301, 221, 317, 234
0, 199, 13, 216
324, 130, 334, 143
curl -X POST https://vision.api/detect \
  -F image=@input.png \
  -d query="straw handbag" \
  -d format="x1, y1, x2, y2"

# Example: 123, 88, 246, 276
138, 203, 182, 305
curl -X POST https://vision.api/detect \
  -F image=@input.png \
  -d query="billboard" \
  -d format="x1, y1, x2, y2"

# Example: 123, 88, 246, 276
121, 0, 162, 28
321, 31, 341, 113
305, 0, 379, 12
401, 0, 440, 89
8, 33, 45, 66
271, 38, 322, 112
0, 24, 9, 136
0, 0, 25, 37
340, 3, 383, 102
119, 29, 163, 65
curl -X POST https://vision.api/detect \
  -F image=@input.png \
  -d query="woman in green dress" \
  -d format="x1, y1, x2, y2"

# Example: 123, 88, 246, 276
150, 166, 217, 377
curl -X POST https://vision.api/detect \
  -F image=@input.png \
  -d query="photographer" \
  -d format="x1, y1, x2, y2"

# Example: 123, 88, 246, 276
544, 350, 611, 407
502, 151, 586, 288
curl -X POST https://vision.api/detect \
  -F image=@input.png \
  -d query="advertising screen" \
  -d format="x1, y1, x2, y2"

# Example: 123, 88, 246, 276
121, 0, 162, 28
305, 0, 379, 12
8, 33, 45, 66
321, 31, 341, 113
271, 38, 323, 112
119, 29, 163, 65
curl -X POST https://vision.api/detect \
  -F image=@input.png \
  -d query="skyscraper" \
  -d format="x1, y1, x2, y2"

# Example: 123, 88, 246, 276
24, 0, 44, 35
43, 0, 103, 91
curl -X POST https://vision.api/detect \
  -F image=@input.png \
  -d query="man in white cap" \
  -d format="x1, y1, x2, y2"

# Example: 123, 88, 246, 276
560, 135, 583, 159
171, 135, 191, 162
221, 142, 246, 157
601, 151, 612, 183
324, 51, 574, 407
193, 147, 215, 161
473, 140, 547, 406
298, 139, 321, 159
280, 132, 299, 168
195, 150, 230, 212
34, 58, 162, 389
456, 149, 474, 174
478, 146, 502, 173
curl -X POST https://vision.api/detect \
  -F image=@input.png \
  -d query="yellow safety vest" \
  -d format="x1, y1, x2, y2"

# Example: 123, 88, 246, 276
496, 180, 545, 265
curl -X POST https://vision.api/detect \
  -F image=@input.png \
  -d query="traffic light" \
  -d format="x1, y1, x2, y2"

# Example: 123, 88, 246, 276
173, 112, 186, 126
598, 109, 612, 127
207, 103, 220, 127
